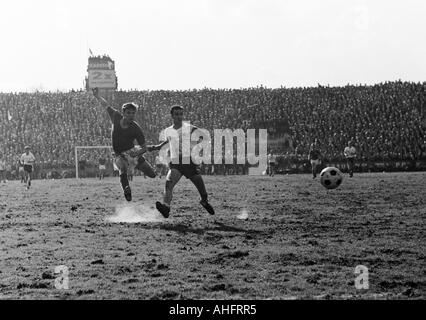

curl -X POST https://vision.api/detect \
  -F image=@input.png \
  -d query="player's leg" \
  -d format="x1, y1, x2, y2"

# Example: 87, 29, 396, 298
135, 156, 156, 178
115, 155, 132, 201
189, 174, 215, 215
156, 168, 181, 218
25, 167, 32, 189
164, 168, 182, 207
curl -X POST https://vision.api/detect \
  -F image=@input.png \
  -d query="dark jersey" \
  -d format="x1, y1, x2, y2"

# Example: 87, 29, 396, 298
99, 158, 106, 165
309, 149, 321, 160
107, 107, 146, 154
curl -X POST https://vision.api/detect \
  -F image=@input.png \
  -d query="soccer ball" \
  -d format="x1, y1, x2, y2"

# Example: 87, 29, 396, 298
320, 167, 343, 189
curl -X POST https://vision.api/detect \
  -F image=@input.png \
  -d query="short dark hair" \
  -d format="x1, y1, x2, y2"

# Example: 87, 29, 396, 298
170, 105, 184, 115
122, 102, 139, 112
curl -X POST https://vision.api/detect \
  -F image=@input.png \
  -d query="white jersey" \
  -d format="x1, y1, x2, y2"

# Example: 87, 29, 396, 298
344, 146, 356, 158
20, 152, 36, 166
163, 122, 198, 162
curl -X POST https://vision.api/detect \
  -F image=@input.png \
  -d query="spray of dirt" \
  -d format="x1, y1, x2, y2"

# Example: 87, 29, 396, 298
106, 203, 163, 223
237, 209, 249, 220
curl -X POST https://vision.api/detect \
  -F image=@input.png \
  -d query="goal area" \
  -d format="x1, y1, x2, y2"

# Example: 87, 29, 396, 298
74, 146, 112, 179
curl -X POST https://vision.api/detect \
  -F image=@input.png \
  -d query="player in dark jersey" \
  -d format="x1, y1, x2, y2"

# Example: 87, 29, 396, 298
93, 88, 156, 201
308, 140, 322, 179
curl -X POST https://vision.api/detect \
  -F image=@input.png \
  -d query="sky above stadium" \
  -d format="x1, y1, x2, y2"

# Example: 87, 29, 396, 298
0, 0, 425, 92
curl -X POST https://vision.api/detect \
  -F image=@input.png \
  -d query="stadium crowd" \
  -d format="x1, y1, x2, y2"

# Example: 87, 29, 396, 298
0, 81, 425, 178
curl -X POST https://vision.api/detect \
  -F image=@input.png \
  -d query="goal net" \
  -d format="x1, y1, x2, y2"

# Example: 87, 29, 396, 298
74, 146, 113, 179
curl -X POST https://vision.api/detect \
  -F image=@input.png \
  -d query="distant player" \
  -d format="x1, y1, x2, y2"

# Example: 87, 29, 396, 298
344, 140, 357, 178
20, 146, 36, 190
0, 155, 6, 183
308, 140, 321, 179
98, 154, 107, 180
148, 105, 215, 218
93, 88, 156, 201
17, 156, 25, 183
267, 151, 276, 177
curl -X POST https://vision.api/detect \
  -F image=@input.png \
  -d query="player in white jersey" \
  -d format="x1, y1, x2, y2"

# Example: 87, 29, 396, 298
148, 105, 215, 218
20, 146, 36, 189
267, 152, 276, 177
344, 140, 357, 178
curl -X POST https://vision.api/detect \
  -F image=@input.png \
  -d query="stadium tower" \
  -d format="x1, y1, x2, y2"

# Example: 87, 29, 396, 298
85, 54, 117, 102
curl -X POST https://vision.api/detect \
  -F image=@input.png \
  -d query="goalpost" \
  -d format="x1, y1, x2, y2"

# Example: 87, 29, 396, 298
75, 146, 112, 179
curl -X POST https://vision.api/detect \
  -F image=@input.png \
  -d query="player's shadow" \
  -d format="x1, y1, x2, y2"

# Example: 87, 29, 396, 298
159, 221, 248, 235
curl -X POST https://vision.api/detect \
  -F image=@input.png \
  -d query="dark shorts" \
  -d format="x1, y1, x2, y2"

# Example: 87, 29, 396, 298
169, 160, 201, 179
24, 165, 32, 173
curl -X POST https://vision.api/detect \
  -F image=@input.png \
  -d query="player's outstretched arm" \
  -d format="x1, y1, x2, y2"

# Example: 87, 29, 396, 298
147, 140, 169, 152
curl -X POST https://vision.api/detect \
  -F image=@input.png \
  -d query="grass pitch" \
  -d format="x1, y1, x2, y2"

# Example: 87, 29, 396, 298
0, 172, 425, 299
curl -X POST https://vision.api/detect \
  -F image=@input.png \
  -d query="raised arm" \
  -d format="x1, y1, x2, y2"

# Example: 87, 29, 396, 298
92, 88, 119, 122
92, 88, 114, 110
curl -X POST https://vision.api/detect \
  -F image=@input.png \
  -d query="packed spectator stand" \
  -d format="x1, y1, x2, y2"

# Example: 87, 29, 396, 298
0, 81, 425, 179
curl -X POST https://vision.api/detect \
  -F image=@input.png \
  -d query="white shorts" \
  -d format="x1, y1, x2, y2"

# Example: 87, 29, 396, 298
99, 165, 106, 170
310, 159, 321, 166
114, 153, 137, 175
